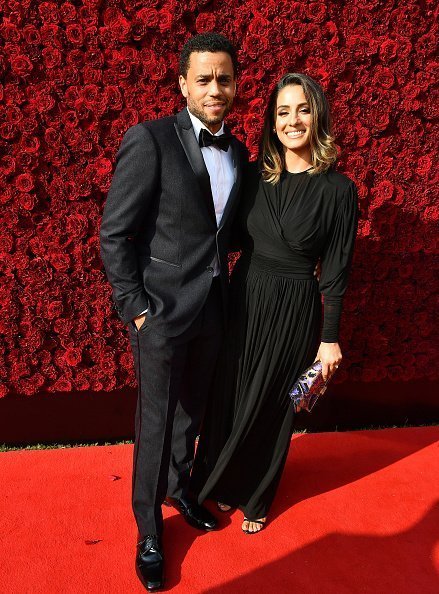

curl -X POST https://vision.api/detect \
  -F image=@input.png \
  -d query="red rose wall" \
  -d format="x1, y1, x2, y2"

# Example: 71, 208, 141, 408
0, 0, 437, 399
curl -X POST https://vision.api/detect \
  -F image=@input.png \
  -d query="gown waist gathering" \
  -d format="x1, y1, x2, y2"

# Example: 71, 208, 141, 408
243, 250, 317, 280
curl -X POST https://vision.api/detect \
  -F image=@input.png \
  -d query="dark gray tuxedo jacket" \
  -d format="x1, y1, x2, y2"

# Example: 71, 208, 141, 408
100, 108, 248, 337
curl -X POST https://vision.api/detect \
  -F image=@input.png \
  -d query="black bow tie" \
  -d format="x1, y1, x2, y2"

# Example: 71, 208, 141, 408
198, 128, 232, 152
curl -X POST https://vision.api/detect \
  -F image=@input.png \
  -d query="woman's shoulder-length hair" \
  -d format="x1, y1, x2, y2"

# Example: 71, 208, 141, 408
260, 73, 338, 184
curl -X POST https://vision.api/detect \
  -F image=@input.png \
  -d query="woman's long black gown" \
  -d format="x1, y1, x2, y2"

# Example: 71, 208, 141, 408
191, 165, 359, 521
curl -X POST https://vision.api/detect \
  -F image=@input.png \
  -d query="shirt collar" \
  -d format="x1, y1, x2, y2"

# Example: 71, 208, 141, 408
187, 107, 225, 141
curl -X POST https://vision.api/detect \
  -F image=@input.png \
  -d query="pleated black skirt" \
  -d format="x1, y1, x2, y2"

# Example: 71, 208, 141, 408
191, 253, 322, 520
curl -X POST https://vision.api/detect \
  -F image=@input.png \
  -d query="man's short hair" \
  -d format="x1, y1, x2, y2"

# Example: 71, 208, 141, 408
179, 33, 238, 78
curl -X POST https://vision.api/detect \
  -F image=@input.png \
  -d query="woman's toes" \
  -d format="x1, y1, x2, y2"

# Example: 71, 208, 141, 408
242, 517, 266, 533
251, 519, 266, 532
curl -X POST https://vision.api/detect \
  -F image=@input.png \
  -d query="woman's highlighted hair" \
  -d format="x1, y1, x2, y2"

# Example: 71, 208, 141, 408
261, 73, 338, 184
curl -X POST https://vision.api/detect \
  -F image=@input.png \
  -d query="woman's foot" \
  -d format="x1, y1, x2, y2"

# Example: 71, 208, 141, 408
217, 501, 232, 512
242, 517, 266, 534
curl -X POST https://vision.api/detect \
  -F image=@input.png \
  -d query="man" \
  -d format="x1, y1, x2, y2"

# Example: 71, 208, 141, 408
100, 33, 247, 591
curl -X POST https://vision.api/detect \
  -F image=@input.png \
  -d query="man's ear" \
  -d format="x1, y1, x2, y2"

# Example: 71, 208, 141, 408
179, 75, 188, 98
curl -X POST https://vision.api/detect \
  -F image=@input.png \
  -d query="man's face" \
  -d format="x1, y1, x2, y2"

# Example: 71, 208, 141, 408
179, 51, 236, 134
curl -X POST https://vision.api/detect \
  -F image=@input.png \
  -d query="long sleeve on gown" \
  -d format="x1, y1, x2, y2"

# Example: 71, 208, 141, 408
318, 182, 359, 342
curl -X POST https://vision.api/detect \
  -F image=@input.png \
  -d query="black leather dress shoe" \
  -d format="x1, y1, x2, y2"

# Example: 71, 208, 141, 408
136, 535, 164, 592
167, 496, 217, 531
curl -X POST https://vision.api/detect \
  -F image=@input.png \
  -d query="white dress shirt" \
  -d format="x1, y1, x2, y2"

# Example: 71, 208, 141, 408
187, 109, 235, 227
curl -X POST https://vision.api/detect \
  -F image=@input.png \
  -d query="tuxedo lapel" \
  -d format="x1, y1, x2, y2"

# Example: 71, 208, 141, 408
218, 137, 243, 231
174, 109, 216, 226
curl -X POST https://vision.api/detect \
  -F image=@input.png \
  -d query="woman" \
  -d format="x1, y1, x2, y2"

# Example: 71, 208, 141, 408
190, 73, 359, 533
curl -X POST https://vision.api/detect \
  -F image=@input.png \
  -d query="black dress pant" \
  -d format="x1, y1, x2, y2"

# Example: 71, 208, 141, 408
128, 278, 223, 538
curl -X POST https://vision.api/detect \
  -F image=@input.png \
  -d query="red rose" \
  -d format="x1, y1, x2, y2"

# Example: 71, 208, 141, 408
421, 206, 439, 224
42, 47, 62, 69
346, 34, 378, 61
62, 110, 79, 128
59, 2, 77, 24
44, 127, 63, 148
15, 173, 34, 192
63, 347, 82, 366
105, 50, 132, 80
30, 90, 56, 113
21, 374, 46, 396
65, 213, 89, 239
416, 156, 432, 176
242, 34, 269, 60
10, 54, 33, 76
373, 66, 394, 89
79, 6, 99, 27
132, 20, 148, 41
158, 9, 173, 33
0, 156, 16, 176
81, 84, 100, 107
119, 352, 134, 370
47, 248, 71, 272
0, 185, 13, 205
305, 2, 327, 23
103, 8, 131, 42
50, 378, 73, 392
103, 86, 123, 111
85, 49, 104, 68
73, 371, 91, 391
379, 39, 398, 62
248, 15, 271, 36
22, 25, 41, 44
66, 49, 84, 69
66, 24, 84, 45
423, 92, 439, 120
17, 193, 36, 210
239, 75, 259, 101
1, 19, 20, 42
135, 7, 159, 29
195, 13, 216, 33
323, 20, 339, 46
40, 24, 63, 48
150, 58, 167, 81
38, 2, 60, 24
5, 107, 22, 127
20, 136, 40, 154
46, 301, 64, 319
0, 231, 14, 253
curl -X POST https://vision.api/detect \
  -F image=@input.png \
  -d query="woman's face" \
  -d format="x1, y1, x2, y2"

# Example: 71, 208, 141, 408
274, 84, 312, 153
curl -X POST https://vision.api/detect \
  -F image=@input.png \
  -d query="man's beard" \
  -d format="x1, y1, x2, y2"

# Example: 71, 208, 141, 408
187, 97, 232, 128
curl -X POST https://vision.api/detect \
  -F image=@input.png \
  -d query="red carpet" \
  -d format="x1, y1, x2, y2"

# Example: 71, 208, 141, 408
1, 427, 438, 593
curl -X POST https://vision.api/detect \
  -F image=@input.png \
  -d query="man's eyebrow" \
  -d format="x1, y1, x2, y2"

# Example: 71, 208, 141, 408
196, 73, 232, 79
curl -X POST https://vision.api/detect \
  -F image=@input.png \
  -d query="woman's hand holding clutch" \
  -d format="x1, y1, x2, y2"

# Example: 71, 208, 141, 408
314, 342, 342, 381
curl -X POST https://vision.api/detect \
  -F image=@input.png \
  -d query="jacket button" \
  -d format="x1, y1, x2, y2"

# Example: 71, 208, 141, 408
206, 266, 214, 273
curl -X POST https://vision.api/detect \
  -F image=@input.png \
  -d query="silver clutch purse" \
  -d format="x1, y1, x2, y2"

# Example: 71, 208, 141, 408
289, 361, 330, 413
